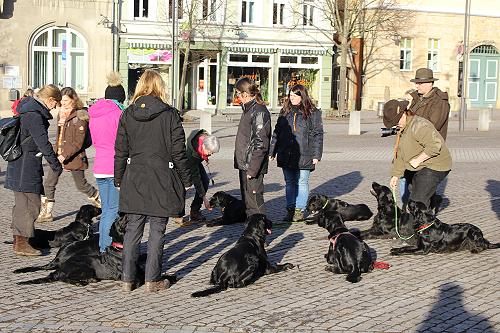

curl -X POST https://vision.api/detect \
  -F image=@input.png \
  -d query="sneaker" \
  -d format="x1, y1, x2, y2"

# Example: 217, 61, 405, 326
144, 280, 170, 293
172, 216, 194, 227
121, 282, 134, 292
292, 209, 304, 222
283, 208, 295, 222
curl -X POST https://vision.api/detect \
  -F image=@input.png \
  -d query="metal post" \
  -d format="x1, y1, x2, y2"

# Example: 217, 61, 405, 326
459, 0, 471, 132
171, 0, 177, 108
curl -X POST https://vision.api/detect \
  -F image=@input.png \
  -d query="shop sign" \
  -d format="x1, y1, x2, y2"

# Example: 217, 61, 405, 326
127, 48, 173, 64
2, 76, 22, 89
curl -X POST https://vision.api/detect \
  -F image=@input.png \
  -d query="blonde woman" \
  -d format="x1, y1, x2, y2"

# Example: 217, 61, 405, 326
114, 69, 192, 293
37, 87, 100, 223
5, 84, 62, 256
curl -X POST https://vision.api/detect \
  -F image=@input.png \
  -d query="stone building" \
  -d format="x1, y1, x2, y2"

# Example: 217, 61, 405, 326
0, 0, 114, 114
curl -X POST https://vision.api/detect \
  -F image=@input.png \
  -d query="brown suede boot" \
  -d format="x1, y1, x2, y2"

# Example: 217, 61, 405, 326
144, 280, 170, 293
13, 235, 41, 256
189, 209, 206, 222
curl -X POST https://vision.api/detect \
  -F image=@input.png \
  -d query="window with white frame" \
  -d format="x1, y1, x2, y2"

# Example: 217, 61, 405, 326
427, 38, 440, 71
399, 37, 412, 71
273, 1, 285, 25
241, 0, 255, 24
302, 1, 314, 26
168, 0, 184, 20
31, 27, 87, 91
134, 0, 149, 18
202, 0, 217, 21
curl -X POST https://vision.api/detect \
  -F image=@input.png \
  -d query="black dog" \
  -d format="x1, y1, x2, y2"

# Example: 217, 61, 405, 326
15, 216, 131, 286
29, 205, 101, 249
317, 210, 382, 283
192, 214, 294, 297
390, 201, 500, 255
207, 191, 247, 227
307, 193, 373, 222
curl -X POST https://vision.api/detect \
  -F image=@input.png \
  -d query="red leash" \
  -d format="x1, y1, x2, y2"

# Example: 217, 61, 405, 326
373, 261, 391, 269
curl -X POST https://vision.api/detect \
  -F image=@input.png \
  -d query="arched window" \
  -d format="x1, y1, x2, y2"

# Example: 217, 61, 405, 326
31, 26, 88, 91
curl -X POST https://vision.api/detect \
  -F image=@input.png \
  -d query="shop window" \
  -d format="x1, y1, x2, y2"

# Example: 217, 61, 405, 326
302, 1, 314, 26
134, 0, 149, 18
273, 1, 285, 25
227, 67, 270, 106
400, 37, 412, 71
229, 54, 249, 62
280, 56, 298, 64
278, 68, 319, 105
252, 55, 270, 63
241, 0, 254, 24
31, 26, 87, 91
427, 38, 439, 72
301, 56, 318, 64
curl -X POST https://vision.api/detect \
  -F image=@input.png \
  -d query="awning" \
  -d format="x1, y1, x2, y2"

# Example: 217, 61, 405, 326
228, 46, 277, 54
281, 48, 329, 56
127, 41, 171, 49
228, 46, 329, 56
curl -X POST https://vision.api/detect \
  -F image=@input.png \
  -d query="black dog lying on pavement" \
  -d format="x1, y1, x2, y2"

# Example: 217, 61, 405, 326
390, 200, 500, 255
15, 216, 139, 286
30, 205, 102, 249
207, 191, 247, 227
192, 214, 294, 297
307, 193, 373, 222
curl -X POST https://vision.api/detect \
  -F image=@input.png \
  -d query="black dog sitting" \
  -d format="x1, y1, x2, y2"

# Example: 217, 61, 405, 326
390, 201, 500, 256
206, 191, 247, 227
317, 210, 385, 283
192, 214, 294, 297
15, 216, 135, 286
307, 193, 373, 222
29, 205, 101, 249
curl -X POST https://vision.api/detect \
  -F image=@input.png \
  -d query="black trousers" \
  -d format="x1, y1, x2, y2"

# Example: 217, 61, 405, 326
409, 167, 449, 209
191, 164, 209, 212
122, 214, 167, 283
239, 170, 265, 216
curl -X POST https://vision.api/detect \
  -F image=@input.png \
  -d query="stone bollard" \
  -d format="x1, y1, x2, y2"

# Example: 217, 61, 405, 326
348, 111, 361, 135
200, 110, 212, 134
478, 108, 491, 131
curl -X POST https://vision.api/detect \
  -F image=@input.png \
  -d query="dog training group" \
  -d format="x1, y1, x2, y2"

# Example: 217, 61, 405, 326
14, 183, 499, 295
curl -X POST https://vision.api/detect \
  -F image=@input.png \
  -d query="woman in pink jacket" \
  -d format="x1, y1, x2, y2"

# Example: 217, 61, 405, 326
88, 94, 124, 252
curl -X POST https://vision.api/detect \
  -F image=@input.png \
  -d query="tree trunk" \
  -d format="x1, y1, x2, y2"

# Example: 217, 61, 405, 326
177, 41, 191, 111
338, 35, 348, 113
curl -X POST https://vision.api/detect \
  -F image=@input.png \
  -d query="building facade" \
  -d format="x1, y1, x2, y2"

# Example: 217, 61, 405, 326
0, 0, 114, 113
119, 0, 335, 113
361, 0, 500, 112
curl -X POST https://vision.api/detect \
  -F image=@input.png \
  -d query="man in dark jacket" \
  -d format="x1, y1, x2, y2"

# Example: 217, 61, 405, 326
5, 89, 62, 256
233, 78, 271, 216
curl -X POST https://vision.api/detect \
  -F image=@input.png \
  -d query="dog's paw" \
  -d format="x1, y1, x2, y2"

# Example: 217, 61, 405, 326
389, 248, 401, 256
283, 263, 294, 270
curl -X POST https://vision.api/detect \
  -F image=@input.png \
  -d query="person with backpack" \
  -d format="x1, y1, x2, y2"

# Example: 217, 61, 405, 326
88, 88, 124, 252
4, 84, 63, 256
37, 87, 100, 223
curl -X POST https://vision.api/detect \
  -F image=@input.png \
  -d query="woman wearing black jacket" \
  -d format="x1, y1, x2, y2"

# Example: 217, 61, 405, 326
270, 85, 324, 222
5, 84, 62, 256
114, 70, 192, 292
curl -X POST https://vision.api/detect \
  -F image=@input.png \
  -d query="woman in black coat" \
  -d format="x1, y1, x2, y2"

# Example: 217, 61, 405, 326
4, 84, 62, 256
269, 84, 324, 222
114, 69, 192, 293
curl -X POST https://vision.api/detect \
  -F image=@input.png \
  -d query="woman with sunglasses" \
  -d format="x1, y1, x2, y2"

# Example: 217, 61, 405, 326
270, 84, 324, 222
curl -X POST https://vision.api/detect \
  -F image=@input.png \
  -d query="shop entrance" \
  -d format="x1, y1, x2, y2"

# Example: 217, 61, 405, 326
469, 45, 500, 108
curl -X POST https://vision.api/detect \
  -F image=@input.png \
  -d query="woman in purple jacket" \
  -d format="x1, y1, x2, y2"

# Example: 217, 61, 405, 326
88, 95, 123, 252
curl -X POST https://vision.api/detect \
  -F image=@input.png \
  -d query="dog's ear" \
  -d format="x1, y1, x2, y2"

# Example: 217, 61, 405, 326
75, 205, 100, 224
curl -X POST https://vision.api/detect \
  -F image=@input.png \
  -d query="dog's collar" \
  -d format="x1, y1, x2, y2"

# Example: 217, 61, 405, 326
322, 199, 330, 210
329, 232, 351, 249
111, 242, 123, 249
83, 224, 91, 241
416, 222, 434, 233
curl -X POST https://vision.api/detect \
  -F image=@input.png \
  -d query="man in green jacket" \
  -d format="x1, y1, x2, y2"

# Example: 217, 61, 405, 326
173, 129, 220, 226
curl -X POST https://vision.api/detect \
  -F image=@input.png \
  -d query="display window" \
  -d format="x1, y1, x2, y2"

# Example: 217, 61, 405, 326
278, 68, 319, 105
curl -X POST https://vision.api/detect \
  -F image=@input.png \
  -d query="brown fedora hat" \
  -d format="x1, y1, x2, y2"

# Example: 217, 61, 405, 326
410, 68, 439, 83
383, 99, 409, 128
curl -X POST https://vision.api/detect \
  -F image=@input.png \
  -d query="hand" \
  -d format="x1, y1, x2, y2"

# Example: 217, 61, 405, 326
57, 155, 65, 163
390, 176, 399, 189
247, 174, 253, 179
185, 186, 192, 191
269, 156, 275, 161
409, 158, 420, 169
203, 196, 212, 211
313, 158, 319, 165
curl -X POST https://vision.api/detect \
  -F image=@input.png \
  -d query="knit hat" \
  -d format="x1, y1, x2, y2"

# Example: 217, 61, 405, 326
105, 85, 126, 103
382, 99, 409, 128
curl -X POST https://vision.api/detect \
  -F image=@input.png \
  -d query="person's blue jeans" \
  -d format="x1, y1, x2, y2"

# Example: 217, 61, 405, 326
96, 177, 119, 252
398, 177, 410, 208
282, 168, 311, 211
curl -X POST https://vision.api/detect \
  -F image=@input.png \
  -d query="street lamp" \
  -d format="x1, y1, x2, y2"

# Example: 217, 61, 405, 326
459, 0, 471, 132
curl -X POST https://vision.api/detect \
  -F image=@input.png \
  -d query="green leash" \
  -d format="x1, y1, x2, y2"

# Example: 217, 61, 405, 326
392, 187, 414, 240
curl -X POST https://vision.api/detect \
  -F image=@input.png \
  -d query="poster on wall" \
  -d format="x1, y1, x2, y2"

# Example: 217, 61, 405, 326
4, 66, 20, 76
2, 76, 22, 89
127, 48, 173, 64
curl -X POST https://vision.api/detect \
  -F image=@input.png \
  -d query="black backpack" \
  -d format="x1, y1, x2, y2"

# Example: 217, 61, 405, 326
82, 122, 92, 150
0, 116, 31, 161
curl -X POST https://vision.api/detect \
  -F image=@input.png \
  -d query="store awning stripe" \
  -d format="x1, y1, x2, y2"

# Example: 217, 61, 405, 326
229, 46, 276, 54
128, 42, 171, 49
281, 48, 328, 55
228, 46, 328, 56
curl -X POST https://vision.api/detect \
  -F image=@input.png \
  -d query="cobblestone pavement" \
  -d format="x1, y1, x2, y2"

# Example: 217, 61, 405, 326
0, 112, 499, 333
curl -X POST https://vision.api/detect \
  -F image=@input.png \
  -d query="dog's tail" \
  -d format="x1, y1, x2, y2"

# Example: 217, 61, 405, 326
346, 267, 362, 283
13, 261, 58, 274
191, 284, 225, 297
17, 272, 58, 285
488, 242, 500, 249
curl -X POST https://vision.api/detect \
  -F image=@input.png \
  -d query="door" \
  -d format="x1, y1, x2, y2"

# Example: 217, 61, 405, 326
469, 45, 500, 108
